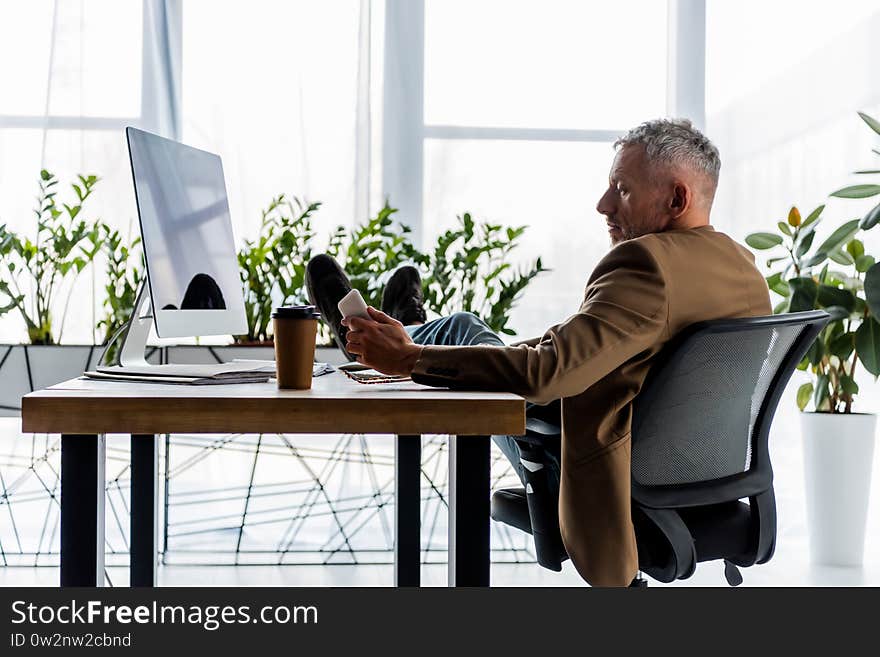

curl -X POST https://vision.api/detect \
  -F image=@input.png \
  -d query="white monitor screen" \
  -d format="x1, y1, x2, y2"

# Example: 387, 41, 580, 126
126, 127, 247, 338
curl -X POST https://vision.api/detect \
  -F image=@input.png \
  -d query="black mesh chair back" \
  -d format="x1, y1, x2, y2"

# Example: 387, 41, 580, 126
630, 310, 829, 583
489, 310, 829, 586
632, 311, 827, 499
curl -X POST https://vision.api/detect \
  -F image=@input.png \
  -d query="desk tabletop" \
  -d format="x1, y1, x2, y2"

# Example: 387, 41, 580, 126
21, 373, 526, 436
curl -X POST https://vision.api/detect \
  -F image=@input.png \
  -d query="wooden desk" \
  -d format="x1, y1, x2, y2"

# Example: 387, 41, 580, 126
22, 373, 525, 588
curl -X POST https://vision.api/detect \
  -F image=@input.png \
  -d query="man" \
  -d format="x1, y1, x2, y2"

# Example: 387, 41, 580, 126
306, 119, 772, 587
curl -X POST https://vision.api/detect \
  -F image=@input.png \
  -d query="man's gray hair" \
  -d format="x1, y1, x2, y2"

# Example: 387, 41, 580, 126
614, 118, 721, 185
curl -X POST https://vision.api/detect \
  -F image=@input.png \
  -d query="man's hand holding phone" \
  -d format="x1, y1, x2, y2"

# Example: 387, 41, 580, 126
339, 290, 422, 376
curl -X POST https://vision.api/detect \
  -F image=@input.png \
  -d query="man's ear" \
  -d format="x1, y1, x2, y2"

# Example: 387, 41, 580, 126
669, 181, 691, 219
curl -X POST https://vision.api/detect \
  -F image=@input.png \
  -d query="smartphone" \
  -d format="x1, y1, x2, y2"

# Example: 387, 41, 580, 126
338, 289, 370, 320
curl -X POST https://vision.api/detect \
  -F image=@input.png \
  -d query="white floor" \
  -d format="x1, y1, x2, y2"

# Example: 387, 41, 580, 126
1, 557, 878, 587
1, 392, 878, 587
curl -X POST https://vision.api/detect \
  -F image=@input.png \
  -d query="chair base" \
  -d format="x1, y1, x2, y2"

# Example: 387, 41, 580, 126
493, 487, 762, 586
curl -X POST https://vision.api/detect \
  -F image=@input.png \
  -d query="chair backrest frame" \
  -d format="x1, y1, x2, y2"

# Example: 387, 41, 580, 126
630, 310, 829, 509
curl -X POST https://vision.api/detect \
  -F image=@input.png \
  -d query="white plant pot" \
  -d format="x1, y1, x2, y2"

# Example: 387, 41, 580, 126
801, 412, 876, 566
0, 344, 103, 417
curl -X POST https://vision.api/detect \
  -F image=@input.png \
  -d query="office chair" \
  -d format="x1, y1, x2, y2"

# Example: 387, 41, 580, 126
490, 310, 830, 586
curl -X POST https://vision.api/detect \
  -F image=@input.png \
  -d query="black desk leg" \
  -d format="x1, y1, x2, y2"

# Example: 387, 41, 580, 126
448, 435, 491, 587
130, 434, 158, 587
60, 434, 106, 587
394, 434, 421, 587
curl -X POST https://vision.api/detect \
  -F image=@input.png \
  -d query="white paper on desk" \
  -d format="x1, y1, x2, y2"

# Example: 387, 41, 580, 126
82, 370, 271, 385
96, 361, 275, 378
233, 360, 334, 377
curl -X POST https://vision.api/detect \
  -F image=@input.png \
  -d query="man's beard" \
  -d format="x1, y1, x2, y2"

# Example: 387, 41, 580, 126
609, 212, 665, 245
609, 224, 638, 246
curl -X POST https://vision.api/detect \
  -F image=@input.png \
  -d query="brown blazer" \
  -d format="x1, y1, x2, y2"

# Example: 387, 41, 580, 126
411, 225, 772, 586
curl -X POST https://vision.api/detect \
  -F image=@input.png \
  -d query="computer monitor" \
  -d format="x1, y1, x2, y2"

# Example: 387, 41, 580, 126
126, 127, 247, 338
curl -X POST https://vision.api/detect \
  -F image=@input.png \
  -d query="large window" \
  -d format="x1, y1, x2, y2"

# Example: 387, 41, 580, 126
705, 0, 880, 257
0, 0, 157, 343
181, 0, 370, 243
1, 0, 672, 343
424, 1, 666, 130
418, 0, 669, 338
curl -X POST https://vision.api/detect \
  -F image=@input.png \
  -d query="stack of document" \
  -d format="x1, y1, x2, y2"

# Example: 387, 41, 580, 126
85, 360, 336, 385
86, 360, 276, 385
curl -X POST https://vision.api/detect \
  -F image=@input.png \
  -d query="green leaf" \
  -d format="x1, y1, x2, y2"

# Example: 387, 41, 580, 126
846, 239, 865, 259
796, 382, 814, 411
787, 277, 818, 312
828, 331, 854, 360
806, 334, 825, 365
813, 373, 830, 409
777, 222, 792, 236
840, 375, 859, 396
858, 111, 880, 136
63, 204, 81, 221
816, 284, 855, 311
816, 219, 861, 255
795, 227, 816, 258
860, 203, 880, 230
855, 317, 880, 376
856, 255, 875, 272
865, 262, 880, 318
830, 184, 880, 199
802, 251, 827, 268
802, 205, 824, 229
766, 272, 790, 296
854, 170, 880, 175
829, 248, 854, 266
745, 232, 784, 250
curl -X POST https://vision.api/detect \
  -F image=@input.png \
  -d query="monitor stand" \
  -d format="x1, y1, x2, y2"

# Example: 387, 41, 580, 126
99, 280, 155, 369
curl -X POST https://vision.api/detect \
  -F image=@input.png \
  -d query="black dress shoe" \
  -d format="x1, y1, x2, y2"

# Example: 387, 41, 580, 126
381, 265, 427, 326
305, 254, 355, 360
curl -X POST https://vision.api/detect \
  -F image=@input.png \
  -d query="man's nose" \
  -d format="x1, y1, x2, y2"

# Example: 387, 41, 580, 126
596, 188, 614, 216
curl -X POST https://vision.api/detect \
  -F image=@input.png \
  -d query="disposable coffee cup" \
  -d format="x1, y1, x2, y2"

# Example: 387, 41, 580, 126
272, 305, 320, 389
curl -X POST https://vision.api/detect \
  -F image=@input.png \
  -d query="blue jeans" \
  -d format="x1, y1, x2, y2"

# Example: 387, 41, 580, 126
406, 312, 561, 493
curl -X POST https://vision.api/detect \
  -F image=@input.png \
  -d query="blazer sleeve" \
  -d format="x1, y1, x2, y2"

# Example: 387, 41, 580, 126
411, 239, 669, 404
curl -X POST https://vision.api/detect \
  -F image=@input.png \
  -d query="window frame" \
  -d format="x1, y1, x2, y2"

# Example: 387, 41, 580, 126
0, 0, 706, 242
0, 0, 182, 141
382, 0, 706, 247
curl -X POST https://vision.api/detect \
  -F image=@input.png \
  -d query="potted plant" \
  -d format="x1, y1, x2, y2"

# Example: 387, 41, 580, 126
236, 194, 319, 345
326, 205, 548, 335
422, 212, 548, 335
746, 112, 880, 566
0, 170, 107, 414
326, 202, 428, 310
